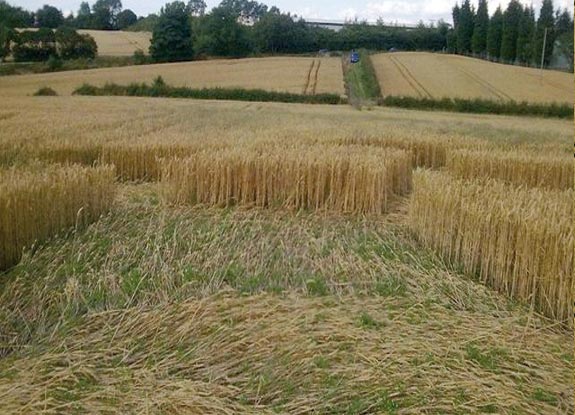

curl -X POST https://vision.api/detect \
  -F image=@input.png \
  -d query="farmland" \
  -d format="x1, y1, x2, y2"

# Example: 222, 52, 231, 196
78, 30, 152, 56
0, 95, 572, 414
0, 57, 344, 97
372, 52, 573, 104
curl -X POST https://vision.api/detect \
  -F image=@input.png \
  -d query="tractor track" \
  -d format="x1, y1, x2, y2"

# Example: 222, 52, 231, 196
389, 55, 432, 99
455, 64, 513, 101
303, 60, 315, 95
310, 60, 321, 95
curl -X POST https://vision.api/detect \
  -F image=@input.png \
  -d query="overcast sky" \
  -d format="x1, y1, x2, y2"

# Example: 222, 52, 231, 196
10, 0, 575, 24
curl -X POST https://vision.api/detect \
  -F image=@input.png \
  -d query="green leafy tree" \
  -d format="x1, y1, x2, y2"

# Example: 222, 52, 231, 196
532, 0, 555, 66
0, 1, 35, 27
186, 0, 207, 17
91, 0, 123, 30
195, 6, 252, 57
150, 1, 194, 62
75, 2, 93, 28
555, 32, 573, 71
126, 14, 159, 32
471, 0, 488, 55
486, 6, 503, 59
500, 0, 523, 63
553, 9, 573, 71
456, 0, 474, 53
0, 25, 14, 61
555, 9, 573, 36
218, 0, 268, 22
55, 26, 98, 59
253, 10, 313, 54
116, 9, 137, 29
515, 6, 535, 65
13, 28, 57, 62
452, 3, 460, 30
36, 5, 64, 28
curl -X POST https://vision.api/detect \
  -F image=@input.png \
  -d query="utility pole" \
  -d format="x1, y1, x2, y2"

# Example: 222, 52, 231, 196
539, 27, 548, 79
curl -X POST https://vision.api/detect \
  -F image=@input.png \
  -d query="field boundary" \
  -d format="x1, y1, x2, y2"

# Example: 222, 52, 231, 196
71, 78, 345, 105
379, 95, 573, 119
343, 50, 382, 108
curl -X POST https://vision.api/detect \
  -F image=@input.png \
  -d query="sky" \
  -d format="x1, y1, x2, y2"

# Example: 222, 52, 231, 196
10, 0, 575, 25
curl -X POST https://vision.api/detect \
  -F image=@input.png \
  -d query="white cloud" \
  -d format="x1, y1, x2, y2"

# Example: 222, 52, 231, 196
337, 7, 360, 20
293, 6, 321, 19
337, 0, 573, 24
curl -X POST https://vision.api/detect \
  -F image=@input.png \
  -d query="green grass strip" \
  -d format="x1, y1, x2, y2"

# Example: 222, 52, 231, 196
344, 49, 382, 103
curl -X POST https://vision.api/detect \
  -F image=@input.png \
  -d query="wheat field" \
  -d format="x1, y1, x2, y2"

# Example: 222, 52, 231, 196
0, 95, 572, 414
16, 29, 152, 57
78, 30, 152, 56
372, 52, 573, 104
0, 164, 116, 270
0, 57, 345, 97
409, 170, 573, 322
447, 148, 573, 190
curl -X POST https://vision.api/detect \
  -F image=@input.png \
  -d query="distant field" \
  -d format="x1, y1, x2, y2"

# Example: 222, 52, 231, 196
373, 52, 573, 104
0, 57, 344, 96
16, 29, 151, 57
78, 30, 151, 56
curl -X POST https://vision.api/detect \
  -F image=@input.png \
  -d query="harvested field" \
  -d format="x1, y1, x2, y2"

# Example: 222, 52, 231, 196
373, 52, 573, 104
0, 57, 344, 97
0, 96, 572, 414
408, 170, 573, 322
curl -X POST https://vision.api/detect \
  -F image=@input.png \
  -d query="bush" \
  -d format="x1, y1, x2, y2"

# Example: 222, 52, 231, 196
46, 55, 63, 71
33, 87, 58, 96
133, 49, 148, 65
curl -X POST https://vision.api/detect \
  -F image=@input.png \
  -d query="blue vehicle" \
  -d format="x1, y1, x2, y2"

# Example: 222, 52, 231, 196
350, 50, 360, 64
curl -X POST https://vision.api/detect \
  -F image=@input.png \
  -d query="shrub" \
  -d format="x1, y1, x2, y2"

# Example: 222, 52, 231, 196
133, 49, 148, 65
46, 55, 63, 71
33, 86, 58, 96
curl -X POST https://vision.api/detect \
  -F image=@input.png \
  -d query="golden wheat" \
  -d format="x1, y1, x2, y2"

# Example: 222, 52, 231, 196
100, 143, 206, 181
162, 147, 411, 214
0, 57, 344, 97
372, 52, 573, 104
326, 133, 482, 169
446, 149, 573, 190
0, 164, 116, 270
408, 170, 573, 323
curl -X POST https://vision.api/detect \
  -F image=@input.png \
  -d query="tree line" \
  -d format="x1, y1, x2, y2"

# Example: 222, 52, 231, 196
1, 0, 572, 71
450, 0, 573, 69
147, 0, 453, 62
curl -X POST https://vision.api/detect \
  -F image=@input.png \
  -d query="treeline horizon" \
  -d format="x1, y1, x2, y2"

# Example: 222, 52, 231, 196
450, 0, 573, 69
0, 0, 572, 71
